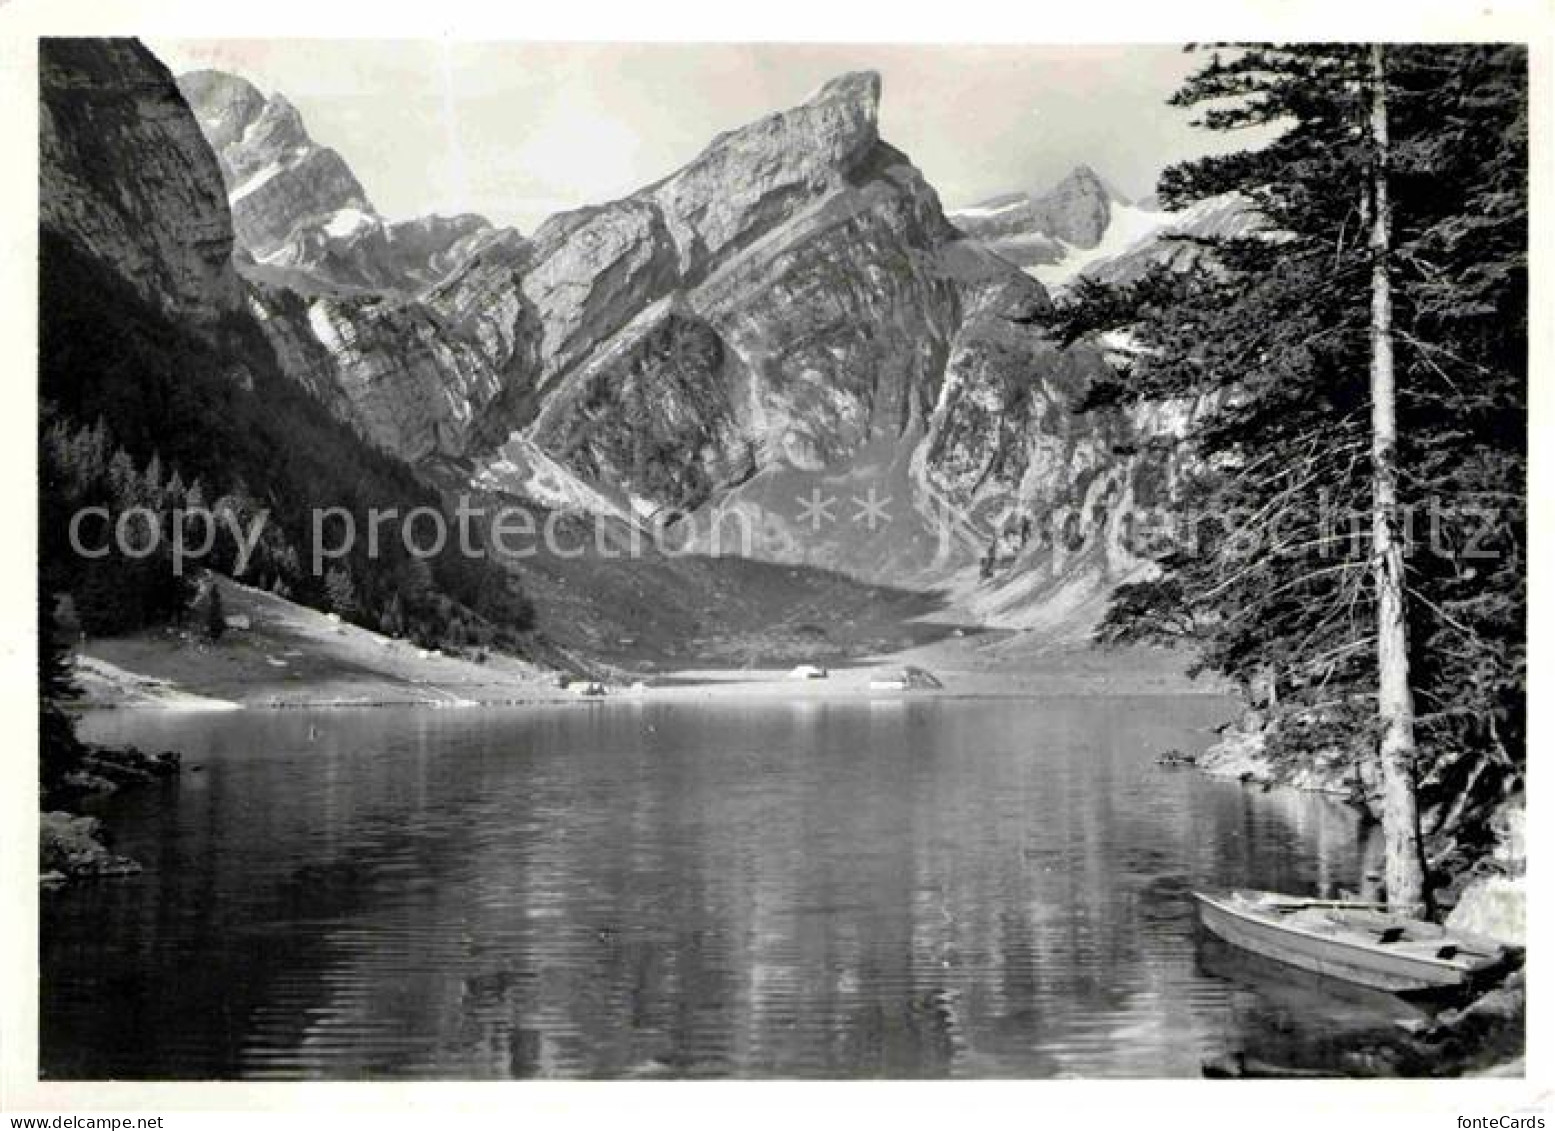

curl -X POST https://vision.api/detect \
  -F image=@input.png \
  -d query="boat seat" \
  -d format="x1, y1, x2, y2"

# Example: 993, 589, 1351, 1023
1375, 926, 1406, 944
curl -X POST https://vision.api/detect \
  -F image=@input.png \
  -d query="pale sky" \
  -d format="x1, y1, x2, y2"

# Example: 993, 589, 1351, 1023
147, 40, 1267, 234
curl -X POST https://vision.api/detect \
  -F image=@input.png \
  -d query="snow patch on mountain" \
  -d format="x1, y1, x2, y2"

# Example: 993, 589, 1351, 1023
949, 199, 1025, 220
229, 160, 285, 203
1028, 193, 1256, 290
323, 207, 375, 239
179, 69, 511, 296
1028, 200, 1178, 287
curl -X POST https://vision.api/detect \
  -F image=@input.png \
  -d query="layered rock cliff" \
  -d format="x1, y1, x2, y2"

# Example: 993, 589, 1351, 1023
40, 39, 241, 325
457, 69, 1137, 580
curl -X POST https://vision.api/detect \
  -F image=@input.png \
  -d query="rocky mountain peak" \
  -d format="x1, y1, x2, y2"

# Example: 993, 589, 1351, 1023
254, 64, 1041, 496
1025, 163, 1117, 248
174, 69, 266, 151
948, 163, 1127, 265
178, 72, 326, 197
808, 69, 882, 114
1060, 163, 1106, 191
178, 68, 504, 295
240, 93, 314, 158
630, 69, 886, 278
955, 162, 1259, 296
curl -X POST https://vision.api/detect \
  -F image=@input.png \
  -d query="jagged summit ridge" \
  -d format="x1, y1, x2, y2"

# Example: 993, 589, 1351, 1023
177, 69, 500, 295
808, 69, 882, 108
621, 68, 885, 277
177, 70, 369, 247
174, 70, 267, 152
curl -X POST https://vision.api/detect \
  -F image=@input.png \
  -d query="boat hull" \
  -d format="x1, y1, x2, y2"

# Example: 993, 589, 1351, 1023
1194, 892, 1500, 994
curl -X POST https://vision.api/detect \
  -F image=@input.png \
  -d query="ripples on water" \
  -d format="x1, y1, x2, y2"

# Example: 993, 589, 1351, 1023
44, 696, 1412, 1079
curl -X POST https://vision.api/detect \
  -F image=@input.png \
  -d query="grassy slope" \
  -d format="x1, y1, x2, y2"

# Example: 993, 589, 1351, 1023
77, 578, 563, 708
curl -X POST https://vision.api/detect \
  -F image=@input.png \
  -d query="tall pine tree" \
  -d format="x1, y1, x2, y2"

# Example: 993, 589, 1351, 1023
1049, 44, 1526, 910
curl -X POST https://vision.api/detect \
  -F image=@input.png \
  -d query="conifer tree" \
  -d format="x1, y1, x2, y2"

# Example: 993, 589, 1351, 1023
206, 583, 226, 642
1364, 45, 1426, 911
1048, 44, 1525, 911
325, 567, 359, 620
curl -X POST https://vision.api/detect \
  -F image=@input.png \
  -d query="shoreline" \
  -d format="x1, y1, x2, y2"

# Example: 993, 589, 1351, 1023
75, 683, 1234, 714
71, 579, 1231, 713
72, 650, 1234, 714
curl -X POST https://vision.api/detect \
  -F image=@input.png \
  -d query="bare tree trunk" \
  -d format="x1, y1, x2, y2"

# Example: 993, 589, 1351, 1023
1367, 44, 1429, 916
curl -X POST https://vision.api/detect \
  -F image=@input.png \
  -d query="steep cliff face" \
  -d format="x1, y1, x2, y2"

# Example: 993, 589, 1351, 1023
467, 71, 1069, 538
40, 38, 555, 669
40, 39, 241, 325
942, 171, 1266, 630
246, 281, 523, 462
242, 224, 536, 463
177, 70, 503, 296
223, 70, 1033, 498
463, 73, 1175, 618
171, 68, 541, 462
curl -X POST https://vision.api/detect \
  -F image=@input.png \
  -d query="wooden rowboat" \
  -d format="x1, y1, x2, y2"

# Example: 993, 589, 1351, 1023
1193, 889, 1512, 994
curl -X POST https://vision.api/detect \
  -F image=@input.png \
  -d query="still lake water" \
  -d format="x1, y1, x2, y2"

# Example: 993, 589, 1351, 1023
45, 696, 1413, 1079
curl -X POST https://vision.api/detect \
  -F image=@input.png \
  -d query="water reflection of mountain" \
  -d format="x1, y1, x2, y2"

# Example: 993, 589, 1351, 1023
48, 700, 1368, 1079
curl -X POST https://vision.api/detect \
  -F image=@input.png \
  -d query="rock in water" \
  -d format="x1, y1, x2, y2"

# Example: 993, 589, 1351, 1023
39, 812, 143, 881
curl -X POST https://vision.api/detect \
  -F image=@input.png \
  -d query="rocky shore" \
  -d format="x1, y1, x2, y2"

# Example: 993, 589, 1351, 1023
40, 743, 181, 886
1198, 710, 1526, 943
1193, 708, 1526, 1077
39, 811, 142, 886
